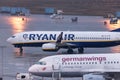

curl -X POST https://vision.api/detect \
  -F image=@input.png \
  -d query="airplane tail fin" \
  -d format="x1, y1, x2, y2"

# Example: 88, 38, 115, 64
56, 32, 63, 43
111, 28, 120, 32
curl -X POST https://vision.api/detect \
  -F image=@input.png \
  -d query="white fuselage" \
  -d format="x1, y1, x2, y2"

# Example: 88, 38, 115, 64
29, 53, 120, 77
7, 31, 120, 48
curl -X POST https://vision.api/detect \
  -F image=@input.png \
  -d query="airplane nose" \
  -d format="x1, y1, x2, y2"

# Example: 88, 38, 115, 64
28, 66, 35, 73
28, 65, 39, 73
7, 37, 14, 43
7, 38, 11, 42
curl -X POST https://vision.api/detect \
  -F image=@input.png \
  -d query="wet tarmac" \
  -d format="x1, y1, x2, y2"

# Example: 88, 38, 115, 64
0, 14, 120, 80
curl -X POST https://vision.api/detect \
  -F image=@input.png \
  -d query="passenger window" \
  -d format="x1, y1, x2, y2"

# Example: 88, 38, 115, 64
92, 62, 94, 64
117, 61, 119, 64
86, 62, 88, 64
111, 61, 113, 64
89, 62, 91, 64
114, 61, 116, 64
83, 62, 85, 64
104, 62, 106, 64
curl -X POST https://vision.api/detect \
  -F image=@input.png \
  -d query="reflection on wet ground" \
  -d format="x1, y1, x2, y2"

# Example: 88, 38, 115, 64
0, 14, 120, 80
8, 16, 26, 33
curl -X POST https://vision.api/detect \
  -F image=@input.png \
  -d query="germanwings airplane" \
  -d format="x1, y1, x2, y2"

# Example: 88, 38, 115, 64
7, 28, 120, 54
28, 53, 120, 80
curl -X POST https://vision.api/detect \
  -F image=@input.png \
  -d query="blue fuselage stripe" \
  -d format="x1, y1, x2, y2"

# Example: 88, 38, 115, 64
13, 41, 120, 48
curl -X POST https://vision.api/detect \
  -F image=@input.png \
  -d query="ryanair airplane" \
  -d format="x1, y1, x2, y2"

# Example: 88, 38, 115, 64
7, 28, 120, 54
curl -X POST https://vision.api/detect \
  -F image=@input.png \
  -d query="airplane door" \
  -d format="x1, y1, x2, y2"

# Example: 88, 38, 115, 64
115, 34, 120, 44
52, 57, 60, 70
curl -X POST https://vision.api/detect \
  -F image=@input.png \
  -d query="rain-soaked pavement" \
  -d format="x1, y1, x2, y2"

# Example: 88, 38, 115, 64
0, 13, 120, 80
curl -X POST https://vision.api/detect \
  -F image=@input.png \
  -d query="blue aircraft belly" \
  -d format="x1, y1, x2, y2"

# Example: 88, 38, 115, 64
75, 41, 120, 47
14, 42, 44, 47
13, 41, 120, 48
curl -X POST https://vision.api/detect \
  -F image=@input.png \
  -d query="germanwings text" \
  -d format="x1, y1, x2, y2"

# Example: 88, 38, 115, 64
62, 56, 106, 63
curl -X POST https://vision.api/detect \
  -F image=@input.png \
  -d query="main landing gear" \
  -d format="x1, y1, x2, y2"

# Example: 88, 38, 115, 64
78, 47, 84, 53
67, 48, 74, 54
67, 47, 84, 54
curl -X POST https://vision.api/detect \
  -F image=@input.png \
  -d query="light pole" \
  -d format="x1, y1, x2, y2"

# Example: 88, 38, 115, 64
0, 46, 6, 79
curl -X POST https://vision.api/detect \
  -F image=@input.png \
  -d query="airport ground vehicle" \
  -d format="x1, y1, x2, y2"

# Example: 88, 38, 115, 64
16, 73, 33, 80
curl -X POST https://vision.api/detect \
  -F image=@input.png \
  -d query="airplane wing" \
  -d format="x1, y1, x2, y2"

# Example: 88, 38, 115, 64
42, 32, 77, 51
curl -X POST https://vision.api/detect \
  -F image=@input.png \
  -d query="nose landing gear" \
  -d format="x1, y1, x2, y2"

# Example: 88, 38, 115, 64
19, 47, 23, 56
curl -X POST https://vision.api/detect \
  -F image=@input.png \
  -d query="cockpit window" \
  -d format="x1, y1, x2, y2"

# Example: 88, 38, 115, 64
36, 61, 46, 65
11, 36, 16, 38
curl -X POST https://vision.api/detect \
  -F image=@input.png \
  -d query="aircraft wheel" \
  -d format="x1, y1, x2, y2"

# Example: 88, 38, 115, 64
78, 47, 84, 53
67, 49, 74, 54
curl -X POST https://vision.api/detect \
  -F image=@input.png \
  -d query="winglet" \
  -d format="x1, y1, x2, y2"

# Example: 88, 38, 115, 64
111, 28, 120, 32
56, 32, 63, 43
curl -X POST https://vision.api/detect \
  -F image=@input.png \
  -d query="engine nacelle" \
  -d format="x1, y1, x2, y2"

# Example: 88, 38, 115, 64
42, 43, 59, 51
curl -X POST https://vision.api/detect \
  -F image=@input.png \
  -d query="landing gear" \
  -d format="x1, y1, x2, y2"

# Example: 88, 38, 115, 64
19, 47, 23, 56
78, 47, 84, 53
67, 47, 84, 54
67, 48, 74, 54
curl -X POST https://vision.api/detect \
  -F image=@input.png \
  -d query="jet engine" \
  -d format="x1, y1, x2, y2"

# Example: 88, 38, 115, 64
42, 43, 59, 51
